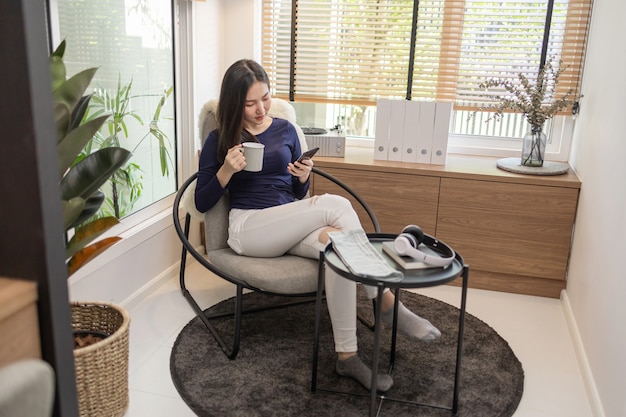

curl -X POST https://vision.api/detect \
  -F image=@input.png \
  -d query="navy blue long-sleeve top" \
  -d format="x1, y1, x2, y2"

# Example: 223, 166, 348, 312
195, 118, 310, 212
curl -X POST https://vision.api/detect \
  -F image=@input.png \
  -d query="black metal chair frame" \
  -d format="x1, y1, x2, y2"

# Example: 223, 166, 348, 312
172, 167, 381, 359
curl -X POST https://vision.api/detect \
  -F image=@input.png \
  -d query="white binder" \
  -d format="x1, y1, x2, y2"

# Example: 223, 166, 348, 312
415, 101, 436, 164
431, 102, 453, 165
374, 99, 392, 160
387, 100, 406, 162
401, 100, 421, 163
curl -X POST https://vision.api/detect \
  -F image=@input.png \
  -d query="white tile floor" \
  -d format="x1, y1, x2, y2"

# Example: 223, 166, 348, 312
124, 261, 593, 417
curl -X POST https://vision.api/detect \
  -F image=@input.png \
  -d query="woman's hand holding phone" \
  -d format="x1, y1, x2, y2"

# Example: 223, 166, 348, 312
296, 147, 319, 163
289, 147, 318, 183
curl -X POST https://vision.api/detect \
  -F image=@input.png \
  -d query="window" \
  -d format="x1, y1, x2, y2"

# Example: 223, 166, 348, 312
261, 0, 592, 158
48, 0, 177, 219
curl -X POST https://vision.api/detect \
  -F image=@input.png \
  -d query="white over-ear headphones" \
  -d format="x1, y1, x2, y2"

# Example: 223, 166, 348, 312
394, 225, 456, 267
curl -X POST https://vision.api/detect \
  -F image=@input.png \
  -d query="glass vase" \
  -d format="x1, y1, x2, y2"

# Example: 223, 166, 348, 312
521, 125, 546, 167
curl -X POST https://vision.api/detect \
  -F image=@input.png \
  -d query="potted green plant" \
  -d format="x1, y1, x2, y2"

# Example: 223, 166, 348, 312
52, 39, 131, 417
473, 58, 580, 167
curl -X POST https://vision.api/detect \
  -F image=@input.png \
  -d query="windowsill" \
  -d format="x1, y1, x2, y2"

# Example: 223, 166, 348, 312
314, 146, 582, 188
68, 196, 175, 286
346, 129, 570, 162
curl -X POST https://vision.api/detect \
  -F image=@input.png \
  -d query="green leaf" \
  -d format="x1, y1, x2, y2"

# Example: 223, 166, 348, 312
50, 55, 66, 92
51, 39, 66, 58
152, 86, 173, 121
60, 147, 131, 200
53, 67, 98, 115
62, 197, 86, 231
86, 107, 107, 121
151, 130, 171, 177
54, 101, 71, 143
69, 94, 94, 131
57, 115, 110, 177
99, 135, 118, 149
50, 41, 67, 90
66, 191, 106, 230
160, 145, 169, 177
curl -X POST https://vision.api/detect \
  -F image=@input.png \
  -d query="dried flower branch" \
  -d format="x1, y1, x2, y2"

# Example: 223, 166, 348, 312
471, 58, 580, 127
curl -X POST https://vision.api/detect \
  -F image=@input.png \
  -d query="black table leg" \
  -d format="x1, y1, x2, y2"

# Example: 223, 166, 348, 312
452, 265, 469, 414
311, 253, 326, 393
389, 287, 400, 370
370, 283, 385, 417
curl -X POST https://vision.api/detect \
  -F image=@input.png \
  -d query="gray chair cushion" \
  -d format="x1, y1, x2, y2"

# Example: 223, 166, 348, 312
208, 249, 319, 294
203, 193, 230, 251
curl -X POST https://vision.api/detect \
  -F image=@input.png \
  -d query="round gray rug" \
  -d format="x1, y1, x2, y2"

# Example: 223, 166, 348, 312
170, 288, 524, 416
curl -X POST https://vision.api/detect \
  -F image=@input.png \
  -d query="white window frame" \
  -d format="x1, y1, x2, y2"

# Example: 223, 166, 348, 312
446, 115, 575, 161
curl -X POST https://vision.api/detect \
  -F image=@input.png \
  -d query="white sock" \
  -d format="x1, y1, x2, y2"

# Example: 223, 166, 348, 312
336, 355, 394, 392
381, 301, 441, 342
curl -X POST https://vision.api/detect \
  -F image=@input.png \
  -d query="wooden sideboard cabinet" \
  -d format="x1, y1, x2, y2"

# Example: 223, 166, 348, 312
313, 168, 440, 234
311, 149, 581, 298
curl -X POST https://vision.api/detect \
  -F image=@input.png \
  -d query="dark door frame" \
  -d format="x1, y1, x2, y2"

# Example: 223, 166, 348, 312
1, 1, 79, 416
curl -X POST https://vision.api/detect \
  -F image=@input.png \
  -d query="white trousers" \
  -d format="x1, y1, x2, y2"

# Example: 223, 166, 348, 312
228, 194, 380, 352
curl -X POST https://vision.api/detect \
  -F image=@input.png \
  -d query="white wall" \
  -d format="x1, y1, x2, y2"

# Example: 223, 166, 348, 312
192, 0, 257, 148
566, 0, 626, 415
68, 212, 179, 304
221, 0, 257, 65
192, 0, 221, 148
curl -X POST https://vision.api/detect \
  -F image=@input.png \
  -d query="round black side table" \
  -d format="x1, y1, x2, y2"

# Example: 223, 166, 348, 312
311, 233, 469, 417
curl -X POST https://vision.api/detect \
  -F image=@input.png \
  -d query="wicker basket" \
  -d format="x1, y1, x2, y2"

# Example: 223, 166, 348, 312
72, 302, 130, 417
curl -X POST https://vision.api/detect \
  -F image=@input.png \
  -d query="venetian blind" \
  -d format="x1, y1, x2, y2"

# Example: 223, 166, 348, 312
261, 0, 592, 110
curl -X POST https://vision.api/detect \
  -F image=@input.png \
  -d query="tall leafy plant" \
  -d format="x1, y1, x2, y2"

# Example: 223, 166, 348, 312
82, 77, 173, 219
52, 40, 131, 275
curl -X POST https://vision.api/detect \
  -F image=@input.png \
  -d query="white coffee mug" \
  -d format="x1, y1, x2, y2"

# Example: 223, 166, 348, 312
242, 142, 265, 172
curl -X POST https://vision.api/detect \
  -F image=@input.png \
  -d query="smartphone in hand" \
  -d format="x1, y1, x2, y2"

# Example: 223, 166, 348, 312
296, 147, 320, 163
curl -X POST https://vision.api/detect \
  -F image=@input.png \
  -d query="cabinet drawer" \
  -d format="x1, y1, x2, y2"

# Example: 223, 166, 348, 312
313, 167, 440, 234
436, 178, 579, 280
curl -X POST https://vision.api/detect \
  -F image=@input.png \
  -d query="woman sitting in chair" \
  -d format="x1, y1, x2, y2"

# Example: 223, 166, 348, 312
195, 59, 441, 392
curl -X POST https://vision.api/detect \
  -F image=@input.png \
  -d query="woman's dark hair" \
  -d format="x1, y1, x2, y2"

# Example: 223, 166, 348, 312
216, 59, 270, 163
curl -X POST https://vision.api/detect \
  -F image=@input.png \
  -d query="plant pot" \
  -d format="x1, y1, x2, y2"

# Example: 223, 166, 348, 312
71, 302, 130, 417
521, 125, 546, 167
